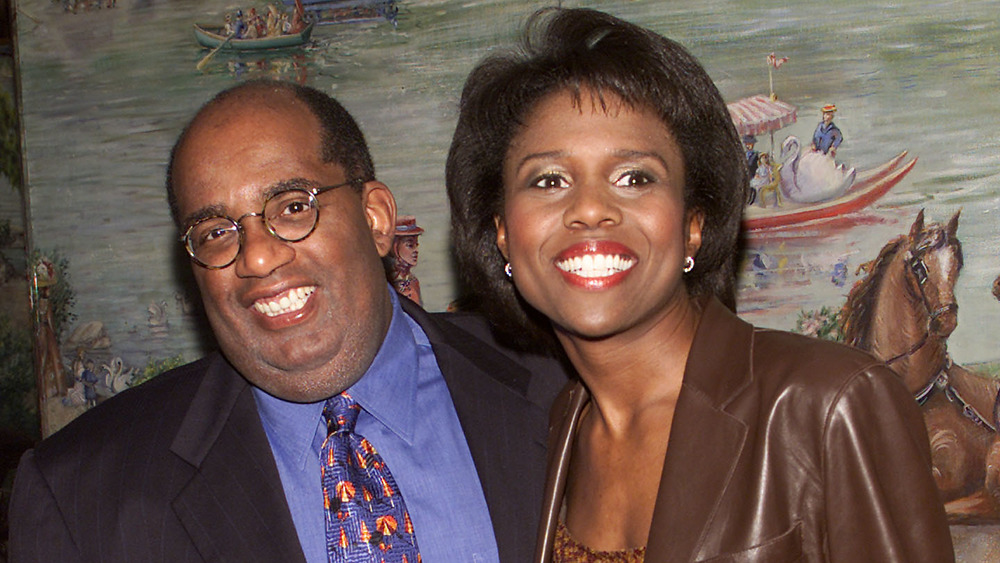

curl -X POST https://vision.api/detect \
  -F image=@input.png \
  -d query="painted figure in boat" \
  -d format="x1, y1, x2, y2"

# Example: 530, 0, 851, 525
811, 104, 843, 156
749, 152, 774, 192
744, 135, 760, 178
778, 134, 856, 203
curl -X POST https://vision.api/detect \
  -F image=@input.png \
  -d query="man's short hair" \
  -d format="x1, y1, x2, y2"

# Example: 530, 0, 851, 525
165, 79, 376, 227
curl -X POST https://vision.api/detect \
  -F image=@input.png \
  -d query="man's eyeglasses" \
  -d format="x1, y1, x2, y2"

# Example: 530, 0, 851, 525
181, 179, 363, 269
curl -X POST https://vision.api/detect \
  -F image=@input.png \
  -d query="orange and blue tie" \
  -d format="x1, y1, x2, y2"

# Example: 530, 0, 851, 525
321, 392, 420, 563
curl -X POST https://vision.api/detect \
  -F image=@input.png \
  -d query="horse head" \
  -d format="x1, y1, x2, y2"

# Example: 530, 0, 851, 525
903, 209, 963, 339
843, 209, 963, 394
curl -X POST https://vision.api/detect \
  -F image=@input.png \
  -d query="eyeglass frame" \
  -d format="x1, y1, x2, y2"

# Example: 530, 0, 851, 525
180, 178, 366, 270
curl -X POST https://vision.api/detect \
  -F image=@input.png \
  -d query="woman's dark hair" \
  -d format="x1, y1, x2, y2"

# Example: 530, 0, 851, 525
447, 8, 747, 351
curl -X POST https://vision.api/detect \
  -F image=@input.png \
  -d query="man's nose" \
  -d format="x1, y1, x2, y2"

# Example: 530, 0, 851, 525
234, 219, 296, 278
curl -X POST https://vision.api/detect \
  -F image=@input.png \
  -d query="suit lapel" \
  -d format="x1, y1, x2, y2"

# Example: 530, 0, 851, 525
401, 299, 551, 563
169, 355, 306, 562
645, 298, 753, 562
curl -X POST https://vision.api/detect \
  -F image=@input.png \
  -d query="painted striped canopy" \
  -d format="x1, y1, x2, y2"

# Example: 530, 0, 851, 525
727, 95, 797, 137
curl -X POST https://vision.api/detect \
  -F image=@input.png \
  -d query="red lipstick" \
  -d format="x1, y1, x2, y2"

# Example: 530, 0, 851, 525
554, 240, 636, 290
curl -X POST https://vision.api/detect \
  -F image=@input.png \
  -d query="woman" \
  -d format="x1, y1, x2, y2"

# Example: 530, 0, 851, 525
447, 8, 953, 563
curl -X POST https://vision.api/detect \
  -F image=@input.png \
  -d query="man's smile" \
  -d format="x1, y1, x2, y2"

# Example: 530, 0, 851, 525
252, 286, 316, 317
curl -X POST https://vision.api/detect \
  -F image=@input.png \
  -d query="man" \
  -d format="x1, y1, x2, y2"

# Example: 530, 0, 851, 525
9, 80, 565, 562
811, 103, 843, 157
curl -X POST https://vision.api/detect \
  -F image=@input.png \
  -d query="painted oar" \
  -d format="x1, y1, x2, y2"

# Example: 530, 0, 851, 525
196, 34, 234, 71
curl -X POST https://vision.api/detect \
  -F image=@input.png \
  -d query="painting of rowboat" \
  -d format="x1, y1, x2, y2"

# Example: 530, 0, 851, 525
193, 20, 316, 50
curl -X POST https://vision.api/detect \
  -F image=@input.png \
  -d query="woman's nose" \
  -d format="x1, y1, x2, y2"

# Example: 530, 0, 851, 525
563, 182, 622, 229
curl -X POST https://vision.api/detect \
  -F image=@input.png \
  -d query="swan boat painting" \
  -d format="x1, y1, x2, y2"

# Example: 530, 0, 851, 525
728, 94, 916, 231
742, 151, 917, 231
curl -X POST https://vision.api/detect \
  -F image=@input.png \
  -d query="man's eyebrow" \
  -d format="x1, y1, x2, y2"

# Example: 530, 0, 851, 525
181, 204, 226, 232
262, 177, 319, 198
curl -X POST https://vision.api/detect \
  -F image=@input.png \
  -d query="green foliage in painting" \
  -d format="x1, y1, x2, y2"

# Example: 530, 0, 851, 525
0, 88, 22, 192
31, 250, 76, 341
795, 306, 844, 342
132, 354, 186, 387
0, 314, 40, 439
0, 219, 12, 247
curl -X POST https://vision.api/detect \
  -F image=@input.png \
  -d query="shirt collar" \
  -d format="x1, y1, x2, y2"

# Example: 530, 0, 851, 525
346, 289, 419, 445
252, 287, 418, 468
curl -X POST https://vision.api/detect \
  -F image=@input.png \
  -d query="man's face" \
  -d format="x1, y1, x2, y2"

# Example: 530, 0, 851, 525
171, 93, 396, 402
822, 111, 835, 124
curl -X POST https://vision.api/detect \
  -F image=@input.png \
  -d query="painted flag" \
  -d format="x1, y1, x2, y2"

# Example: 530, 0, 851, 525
767, 53, 789, 69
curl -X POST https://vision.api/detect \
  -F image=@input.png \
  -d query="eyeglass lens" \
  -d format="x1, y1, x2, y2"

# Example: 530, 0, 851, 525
186, 189, 318, 268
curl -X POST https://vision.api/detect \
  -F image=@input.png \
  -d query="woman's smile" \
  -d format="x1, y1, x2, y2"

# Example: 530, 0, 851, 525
554, 240, 636, 289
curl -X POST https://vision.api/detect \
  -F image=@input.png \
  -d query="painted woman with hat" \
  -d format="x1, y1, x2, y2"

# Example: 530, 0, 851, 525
811, 103, 843, 157
390, 215, 424, 305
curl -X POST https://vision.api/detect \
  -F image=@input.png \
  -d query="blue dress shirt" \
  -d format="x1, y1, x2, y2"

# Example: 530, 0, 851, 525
253, 288, 500, 562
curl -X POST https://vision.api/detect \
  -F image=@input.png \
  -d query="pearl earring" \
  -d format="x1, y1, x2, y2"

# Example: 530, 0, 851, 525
683, 256, 695, 273
504, 262, 513, 278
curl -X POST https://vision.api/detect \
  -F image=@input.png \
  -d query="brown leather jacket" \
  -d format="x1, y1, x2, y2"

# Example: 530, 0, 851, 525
535, 297, 954, 562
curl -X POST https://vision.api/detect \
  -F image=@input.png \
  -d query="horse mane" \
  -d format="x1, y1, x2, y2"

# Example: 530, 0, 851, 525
842, 235, 907, 350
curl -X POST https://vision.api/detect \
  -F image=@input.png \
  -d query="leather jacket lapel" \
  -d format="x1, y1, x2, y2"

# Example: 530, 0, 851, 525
535, 381, 588, 563
534, 299, 755, 562
536, 381, 749, 563
645, 298, 753, 562
645, 386, 747, 561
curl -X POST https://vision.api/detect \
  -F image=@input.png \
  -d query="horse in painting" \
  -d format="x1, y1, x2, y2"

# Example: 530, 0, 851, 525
843, 209, 1000, 521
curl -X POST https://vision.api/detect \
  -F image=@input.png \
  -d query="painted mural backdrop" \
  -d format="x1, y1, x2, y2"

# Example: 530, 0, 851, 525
7, 0, 1000, 557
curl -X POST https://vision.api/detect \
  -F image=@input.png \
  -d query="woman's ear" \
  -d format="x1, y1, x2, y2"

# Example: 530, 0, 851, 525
494, 215, 510, 260
685, 209, 704, 259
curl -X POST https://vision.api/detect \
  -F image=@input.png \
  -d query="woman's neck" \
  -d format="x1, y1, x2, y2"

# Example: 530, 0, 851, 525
558, 296, 702, 433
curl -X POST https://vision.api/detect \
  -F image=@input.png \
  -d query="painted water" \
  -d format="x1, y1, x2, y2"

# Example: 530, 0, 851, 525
15, 0, 1000, 374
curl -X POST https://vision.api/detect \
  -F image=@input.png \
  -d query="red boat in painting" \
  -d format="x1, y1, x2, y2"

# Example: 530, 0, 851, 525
742, 151, 917, 231
727, 93, 916, 231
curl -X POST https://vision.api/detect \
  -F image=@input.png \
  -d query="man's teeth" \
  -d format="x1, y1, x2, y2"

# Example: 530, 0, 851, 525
253, 286, 316, 317
556, 254, 635, 278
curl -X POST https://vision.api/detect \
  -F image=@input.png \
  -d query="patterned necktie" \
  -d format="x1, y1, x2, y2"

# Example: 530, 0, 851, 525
321, 392, 421, 563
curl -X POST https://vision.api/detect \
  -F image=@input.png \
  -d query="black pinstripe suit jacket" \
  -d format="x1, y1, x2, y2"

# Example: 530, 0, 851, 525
10, 299, 566, 562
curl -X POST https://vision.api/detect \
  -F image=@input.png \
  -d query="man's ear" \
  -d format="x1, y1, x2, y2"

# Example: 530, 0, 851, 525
362, 181, 397, 258
494, 215, 509, 261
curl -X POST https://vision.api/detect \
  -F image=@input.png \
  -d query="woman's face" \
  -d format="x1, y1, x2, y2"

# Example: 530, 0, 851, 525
394, 236, 419, 267
496, 89, 702, 340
